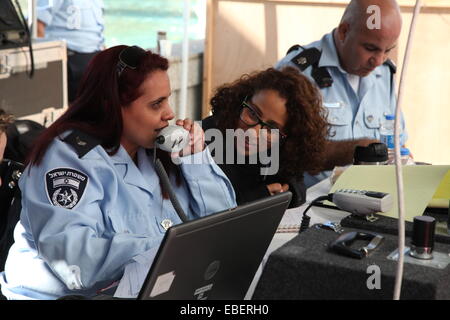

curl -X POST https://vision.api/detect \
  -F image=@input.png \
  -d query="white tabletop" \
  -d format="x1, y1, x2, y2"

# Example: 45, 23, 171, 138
245, 178, 351, 299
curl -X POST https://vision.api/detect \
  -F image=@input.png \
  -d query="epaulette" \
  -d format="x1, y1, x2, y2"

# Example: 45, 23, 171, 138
289, 46, 333, 88
383, 59, 397, 74
62, 129, 102, 159
286, 44, 303, 55
383, 59, 397, 95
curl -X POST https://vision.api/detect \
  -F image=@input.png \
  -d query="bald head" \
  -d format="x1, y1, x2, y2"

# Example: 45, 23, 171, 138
334, 0, 402, 76
341, 0, 402, 30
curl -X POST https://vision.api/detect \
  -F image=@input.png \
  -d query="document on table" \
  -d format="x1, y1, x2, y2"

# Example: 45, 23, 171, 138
329, 165, 450, 222
113, 247, 158, 298
430, 170, 450, 208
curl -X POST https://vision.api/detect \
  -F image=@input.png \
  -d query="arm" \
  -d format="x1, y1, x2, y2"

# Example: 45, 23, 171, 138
22, 144, 162, 292
179, 147, 237, 218
313, 138, 379, 173
37, 20, 46, 38
36, 0, 64, 37
175, 119, 236, 217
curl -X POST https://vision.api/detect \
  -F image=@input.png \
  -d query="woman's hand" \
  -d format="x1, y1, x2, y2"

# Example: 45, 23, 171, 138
175, 118, 205, 157
266, 183, 289, 196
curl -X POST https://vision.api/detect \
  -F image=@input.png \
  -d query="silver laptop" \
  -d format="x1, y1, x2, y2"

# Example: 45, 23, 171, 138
137, 192, 292, 300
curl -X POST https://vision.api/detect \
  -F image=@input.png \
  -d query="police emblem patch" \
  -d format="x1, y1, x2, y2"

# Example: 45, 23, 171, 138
45, 168, 88, 209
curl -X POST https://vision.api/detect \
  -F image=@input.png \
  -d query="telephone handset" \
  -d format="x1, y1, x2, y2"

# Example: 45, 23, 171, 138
154, 125, 190, 223
155, 125, 190, 153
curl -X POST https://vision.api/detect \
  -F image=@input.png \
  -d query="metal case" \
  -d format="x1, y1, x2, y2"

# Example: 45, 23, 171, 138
0, 39, 68, 121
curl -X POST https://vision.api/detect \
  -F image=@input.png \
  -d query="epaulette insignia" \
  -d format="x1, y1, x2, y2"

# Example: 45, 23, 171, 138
62, 130, 101, 159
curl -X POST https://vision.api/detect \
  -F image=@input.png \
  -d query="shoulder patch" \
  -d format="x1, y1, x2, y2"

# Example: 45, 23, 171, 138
45, 168, 88, 209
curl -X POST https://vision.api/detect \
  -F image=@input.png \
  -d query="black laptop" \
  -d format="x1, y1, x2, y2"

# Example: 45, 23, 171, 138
137, 192, 292, 300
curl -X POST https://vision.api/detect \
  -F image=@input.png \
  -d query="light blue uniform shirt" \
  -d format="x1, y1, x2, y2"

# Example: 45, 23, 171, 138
0, 132, 236, 299
37, 0, 105, 53
276, 31, 407, 186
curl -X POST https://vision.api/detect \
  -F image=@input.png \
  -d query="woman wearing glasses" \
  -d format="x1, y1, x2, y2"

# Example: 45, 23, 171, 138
0, 45, 236, 300
202, 67, 329, 208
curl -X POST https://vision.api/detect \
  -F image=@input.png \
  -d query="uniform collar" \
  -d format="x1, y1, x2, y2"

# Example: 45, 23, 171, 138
111, 145, 158, 194
318, 30, 346, 73
318, 30, 382, 77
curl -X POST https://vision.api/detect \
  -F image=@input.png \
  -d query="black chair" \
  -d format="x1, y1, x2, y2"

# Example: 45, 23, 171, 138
0, 159, 24, 272
0, 159, 23, 300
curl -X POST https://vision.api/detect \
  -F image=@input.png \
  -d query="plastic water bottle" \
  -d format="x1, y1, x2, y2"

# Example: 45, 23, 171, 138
401, 148, 415, 165
380, 114, 396, 163
380, 114, 395, 148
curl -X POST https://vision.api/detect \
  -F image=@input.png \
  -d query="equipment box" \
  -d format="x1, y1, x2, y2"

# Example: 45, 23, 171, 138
0, 39, 68, 122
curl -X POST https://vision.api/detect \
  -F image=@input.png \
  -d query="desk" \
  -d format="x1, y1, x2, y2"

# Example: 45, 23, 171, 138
245, 179, 350, 299
248, 180, 450, 300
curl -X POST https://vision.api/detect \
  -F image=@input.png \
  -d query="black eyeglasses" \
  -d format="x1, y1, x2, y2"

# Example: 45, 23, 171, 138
239, 96, 287, 141
116, 45, 147, 77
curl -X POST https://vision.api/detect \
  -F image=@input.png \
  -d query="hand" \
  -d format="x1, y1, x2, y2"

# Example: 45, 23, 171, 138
357, 139, 380, 147
175, 118, 205, 157
266, 183, 289, 196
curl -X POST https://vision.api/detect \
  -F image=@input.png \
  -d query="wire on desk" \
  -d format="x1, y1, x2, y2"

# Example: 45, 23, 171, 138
299, 195, 333, 233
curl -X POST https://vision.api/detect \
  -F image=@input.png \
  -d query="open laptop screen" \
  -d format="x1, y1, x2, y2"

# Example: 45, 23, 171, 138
137, 192, 292, 300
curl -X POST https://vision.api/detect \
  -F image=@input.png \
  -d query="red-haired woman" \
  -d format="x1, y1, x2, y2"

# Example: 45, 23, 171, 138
0, 46, 236, 300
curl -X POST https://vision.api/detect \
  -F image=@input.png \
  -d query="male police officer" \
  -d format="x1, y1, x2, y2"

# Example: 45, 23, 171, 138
277, 0, 407, 186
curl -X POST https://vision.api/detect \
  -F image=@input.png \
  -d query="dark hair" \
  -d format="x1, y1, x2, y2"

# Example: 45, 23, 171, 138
26, 46, 179, 197
27, 45, 169, 166
210, 67, 329, 179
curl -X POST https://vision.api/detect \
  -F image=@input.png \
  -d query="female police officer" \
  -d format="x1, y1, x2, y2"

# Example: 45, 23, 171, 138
0, 45, 236, 299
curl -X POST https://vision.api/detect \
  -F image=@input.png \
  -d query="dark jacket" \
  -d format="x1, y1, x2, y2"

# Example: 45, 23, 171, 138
201, 116, 306, 208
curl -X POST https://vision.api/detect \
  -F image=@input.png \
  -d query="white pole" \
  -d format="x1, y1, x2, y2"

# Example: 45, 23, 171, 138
179, 0, 190, 120
393, 0, 422, 300
27, 0, 37, 39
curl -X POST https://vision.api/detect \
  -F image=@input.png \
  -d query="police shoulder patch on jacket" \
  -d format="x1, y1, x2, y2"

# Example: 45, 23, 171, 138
45, 168, 88, 209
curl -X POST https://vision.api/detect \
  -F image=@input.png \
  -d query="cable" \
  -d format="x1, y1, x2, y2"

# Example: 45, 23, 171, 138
300, 195, 333, 233
154, 158, 189, 223
14, 0, 34, 78
392, 0, 423, 301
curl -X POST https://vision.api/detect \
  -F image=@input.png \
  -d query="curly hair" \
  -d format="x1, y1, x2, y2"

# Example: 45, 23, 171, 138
210, 67, 329, 179
0, 109, 14, 133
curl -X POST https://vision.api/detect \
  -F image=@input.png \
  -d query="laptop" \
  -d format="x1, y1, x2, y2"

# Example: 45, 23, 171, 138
137, 191, 292, 300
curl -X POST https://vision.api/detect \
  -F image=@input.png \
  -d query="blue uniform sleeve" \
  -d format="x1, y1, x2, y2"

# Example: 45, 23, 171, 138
178, 146, 237, 219
20, 140, 161, 292
37, 0, 63, 26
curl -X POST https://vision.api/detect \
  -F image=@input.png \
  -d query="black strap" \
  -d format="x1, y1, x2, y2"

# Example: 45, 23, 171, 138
286, 44, 304, 55
289, 46, 333, 88
383, 59, 397, 96
383, 59, 397, 74
62, 130, 102, 159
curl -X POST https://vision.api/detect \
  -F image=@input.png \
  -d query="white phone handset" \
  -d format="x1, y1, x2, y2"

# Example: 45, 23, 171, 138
155, 125, 190, 153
